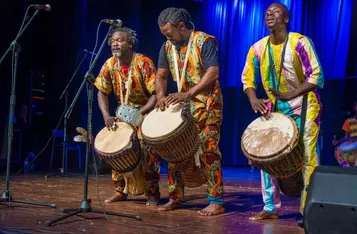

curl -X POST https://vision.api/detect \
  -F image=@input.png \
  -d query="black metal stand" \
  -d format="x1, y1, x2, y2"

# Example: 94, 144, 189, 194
0, 9, 56, 209
45, 24, 140, 227
45, 51, 90, 179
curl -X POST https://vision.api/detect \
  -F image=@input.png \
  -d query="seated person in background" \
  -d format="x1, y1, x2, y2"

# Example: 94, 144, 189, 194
332, 100, 357, 167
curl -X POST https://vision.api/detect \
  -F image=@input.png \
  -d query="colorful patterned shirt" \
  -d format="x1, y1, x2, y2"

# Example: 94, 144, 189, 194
342, 117, 357, 137
241, 32, 324, 116
160, 31, 223, 126
94, 53, 156, 108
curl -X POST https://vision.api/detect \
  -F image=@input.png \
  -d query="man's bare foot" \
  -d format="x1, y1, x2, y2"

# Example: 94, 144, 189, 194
249, 210, 278, 220
158, 199, 181, 211
146, 197, 160, 206
104, 194, 127, 203
198, 204, 225, 216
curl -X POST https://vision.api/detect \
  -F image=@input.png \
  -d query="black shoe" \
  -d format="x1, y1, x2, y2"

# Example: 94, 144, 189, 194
298, 218, 304, 228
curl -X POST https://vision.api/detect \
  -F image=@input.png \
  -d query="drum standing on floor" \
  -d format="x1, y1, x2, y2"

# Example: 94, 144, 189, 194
94, 122, 145, 196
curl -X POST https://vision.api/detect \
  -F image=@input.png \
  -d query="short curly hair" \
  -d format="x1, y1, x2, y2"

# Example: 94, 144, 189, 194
158, 7, 192, 27
107, 27, 138, 49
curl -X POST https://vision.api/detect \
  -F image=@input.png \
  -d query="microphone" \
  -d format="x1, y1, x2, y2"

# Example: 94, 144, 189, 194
103, 19, 122, 27
83, 49, 97, 56
31, 4, 51, 11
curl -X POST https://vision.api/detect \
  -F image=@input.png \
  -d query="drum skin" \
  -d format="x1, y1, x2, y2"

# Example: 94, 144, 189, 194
142, 101, 206, 188
241, 113, 304, 178
141, 103, 200, 163
241, 113, 305, 197
94, 122, 145, 196
94, 122, 141, 174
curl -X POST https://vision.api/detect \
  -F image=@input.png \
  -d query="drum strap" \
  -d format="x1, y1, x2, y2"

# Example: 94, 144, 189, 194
171, 31, 194, 92
267, 34, 308, 139
267, 34, 289, 112
299, 94, 308, 140
116, 53, 136, 105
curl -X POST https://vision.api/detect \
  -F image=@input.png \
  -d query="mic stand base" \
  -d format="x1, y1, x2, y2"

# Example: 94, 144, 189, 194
45, 199, 141, 227
45, 168, 83, 180
1, 191, 56, 208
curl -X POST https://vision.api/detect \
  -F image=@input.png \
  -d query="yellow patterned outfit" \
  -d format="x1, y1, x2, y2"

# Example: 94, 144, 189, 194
241, 32, 324, 213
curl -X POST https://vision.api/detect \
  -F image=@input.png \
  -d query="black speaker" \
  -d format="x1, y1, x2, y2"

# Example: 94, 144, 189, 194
304, 166, 357, 234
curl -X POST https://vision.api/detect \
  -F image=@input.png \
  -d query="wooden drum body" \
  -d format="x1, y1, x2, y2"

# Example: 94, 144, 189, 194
94, 122, 145, 196
241, 113, 305, 197
142, 101, 207, 188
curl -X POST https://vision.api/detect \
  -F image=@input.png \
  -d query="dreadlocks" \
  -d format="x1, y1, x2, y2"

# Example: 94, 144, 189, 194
158, 7, 192, 27
107, 27, 138, 49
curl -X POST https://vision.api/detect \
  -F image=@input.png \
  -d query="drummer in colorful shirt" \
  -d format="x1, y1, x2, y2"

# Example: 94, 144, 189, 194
155, 7, 225, 216
241, 2, 324, 228
94, 26, 161, 206
333, 100, 357, 167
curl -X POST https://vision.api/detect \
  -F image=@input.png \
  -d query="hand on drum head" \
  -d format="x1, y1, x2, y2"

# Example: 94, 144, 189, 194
250, 98, 270, 115
104, 116, 118, 130
155, 95, 168, 110
332, 140, 340, 146
165, 92, 189, 106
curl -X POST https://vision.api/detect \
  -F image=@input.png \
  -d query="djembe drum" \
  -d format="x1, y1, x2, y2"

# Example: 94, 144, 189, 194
94, 121, 145, 196
141, 99, 206, 188
335, 141, 357, 167
241, 113, 305, 197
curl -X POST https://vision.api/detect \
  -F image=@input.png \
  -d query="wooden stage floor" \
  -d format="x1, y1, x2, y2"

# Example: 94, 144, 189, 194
0, 168, 304, 234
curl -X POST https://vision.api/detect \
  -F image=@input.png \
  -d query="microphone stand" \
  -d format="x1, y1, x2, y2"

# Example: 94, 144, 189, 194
0, 9, 56, 208
45, 51, 89, 179
319, 111, 350, 158
45, 25, 140, 227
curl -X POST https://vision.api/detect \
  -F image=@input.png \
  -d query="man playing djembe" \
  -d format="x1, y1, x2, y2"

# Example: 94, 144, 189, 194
241, 2, 324, 228
94, 26, 161, 206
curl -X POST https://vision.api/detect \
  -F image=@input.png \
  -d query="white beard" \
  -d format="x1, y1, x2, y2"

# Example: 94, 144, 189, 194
113, 52, 121, 57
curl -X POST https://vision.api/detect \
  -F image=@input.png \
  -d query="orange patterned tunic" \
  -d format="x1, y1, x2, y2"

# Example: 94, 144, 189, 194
94, 53, 156, 108
161, 31, 224, 202
94, 53, 160, 199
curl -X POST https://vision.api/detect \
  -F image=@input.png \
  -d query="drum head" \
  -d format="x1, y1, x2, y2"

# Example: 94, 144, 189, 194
241, 113, 298, 159
142, 104, 183, 138
94, 122, 134, 154
339, 141, 357, 151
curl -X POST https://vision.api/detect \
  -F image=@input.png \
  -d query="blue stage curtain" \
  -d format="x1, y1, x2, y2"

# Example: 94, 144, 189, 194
196, 0, 354, 166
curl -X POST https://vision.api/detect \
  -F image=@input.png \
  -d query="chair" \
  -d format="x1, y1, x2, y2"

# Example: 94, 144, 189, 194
49, 129, 81, 170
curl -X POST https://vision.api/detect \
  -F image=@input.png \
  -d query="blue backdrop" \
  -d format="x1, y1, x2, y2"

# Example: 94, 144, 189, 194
197, 0, 353, 87
74, 0, 355, 168
192, 0, 355, 166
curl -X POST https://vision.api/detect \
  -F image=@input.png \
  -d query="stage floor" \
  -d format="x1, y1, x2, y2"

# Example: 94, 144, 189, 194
0, 168, 304, 234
